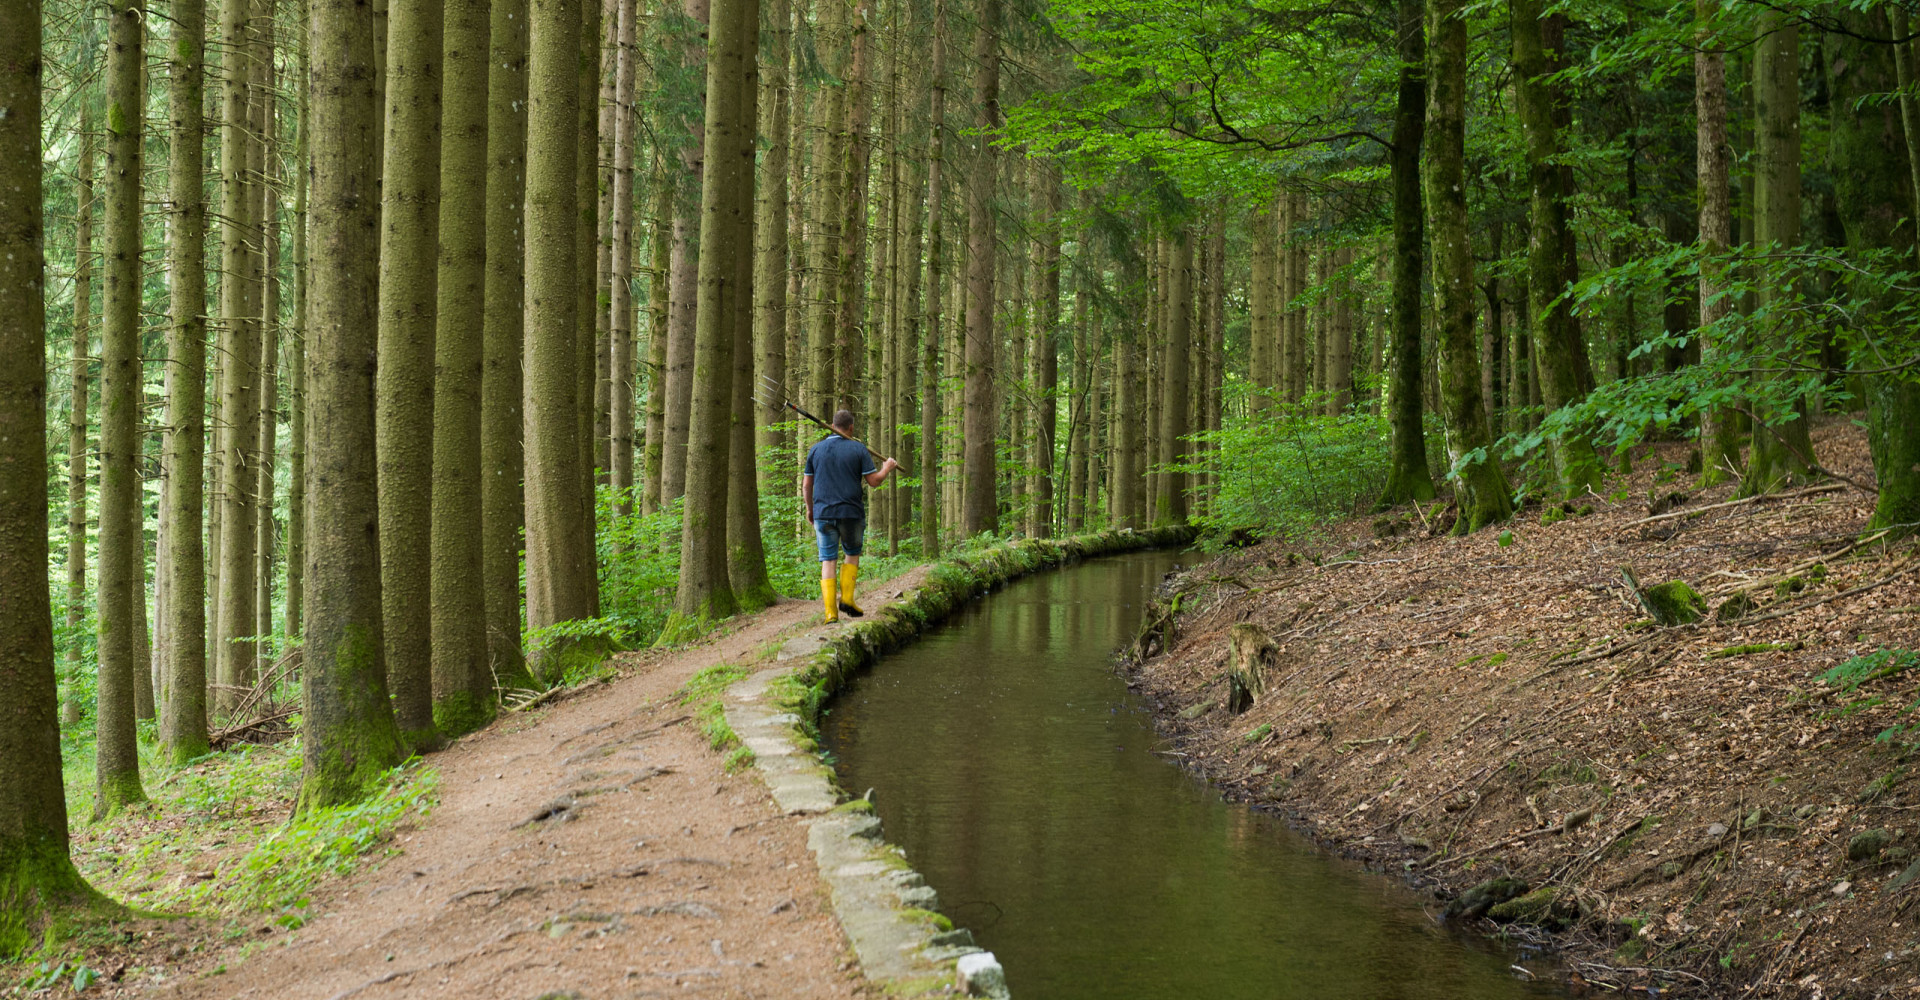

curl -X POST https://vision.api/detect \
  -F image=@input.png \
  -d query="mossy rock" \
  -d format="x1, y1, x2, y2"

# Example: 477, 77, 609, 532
1658, 860, 1687, 880
1642, 580, 1705, 626
1847, 828, 1893, 862
1486, 886, 1578, 930
1715, 593, 1756, 622
1443, 876, 1529, 920
1773, 576, 1807, 599
1540, 507, 1568, 526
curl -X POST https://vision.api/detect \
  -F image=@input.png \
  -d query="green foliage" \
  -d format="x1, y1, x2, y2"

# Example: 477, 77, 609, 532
677, 663, 752, 763
1181, 387, 1440, 542
70, 742, 436, 921
1821, 649, 1920, 745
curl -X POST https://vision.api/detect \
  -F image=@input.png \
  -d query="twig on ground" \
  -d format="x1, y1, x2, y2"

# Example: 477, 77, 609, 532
1621, 483, 1847, 529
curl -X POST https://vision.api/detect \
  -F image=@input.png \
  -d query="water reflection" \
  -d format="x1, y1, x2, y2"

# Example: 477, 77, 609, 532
823, 551, 1565, 1000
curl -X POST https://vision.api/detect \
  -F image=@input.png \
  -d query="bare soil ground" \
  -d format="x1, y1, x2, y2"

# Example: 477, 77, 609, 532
1138, 420, 1920, 999
76, 571, 928, 1000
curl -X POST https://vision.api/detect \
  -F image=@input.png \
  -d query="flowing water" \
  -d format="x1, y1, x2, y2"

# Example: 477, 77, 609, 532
823, 549, 1566, 1000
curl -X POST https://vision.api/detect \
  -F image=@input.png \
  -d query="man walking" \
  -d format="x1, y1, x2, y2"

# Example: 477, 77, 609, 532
803, 410, 898, 623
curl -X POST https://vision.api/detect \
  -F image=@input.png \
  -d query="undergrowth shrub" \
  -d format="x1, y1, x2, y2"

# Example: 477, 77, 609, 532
1181, 386, 1442, 542
1822, 648, 1920, 744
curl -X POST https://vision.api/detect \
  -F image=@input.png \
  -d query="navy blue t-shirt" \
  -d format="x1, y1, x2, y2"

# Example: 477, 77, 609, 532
803, 435, 877, 520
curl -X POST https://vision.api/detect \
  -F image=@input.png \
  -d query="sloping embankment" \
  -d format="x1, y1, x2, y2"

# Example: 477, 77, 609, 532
1136, 425, 1920, 997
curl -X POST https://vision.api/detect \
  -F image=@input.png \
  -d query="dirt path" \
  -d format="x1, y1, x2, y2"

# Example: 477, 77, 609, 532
156, 573, 927, 1000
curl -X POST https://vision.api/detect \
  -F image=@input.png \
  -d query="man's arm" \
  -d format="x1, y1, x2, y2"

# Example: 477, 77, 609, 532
802, 474, 814, 521
863, 458, 899, 488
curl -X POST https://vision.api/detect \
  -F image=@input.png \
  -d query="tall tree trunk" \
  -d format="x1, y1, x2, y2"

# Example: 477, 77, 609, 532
303, 0, 409, 808
1512, 0, 1601, 496
1067, 214, 1090, 531
594, 0, 618, 486
673, 0, 754, 625
257, 50, 280, 650
573, 0, 603, 611
163, 0, 211, 762
217, 0, 261, 716
1284, 194, 1308, 404
377, 0, 445, 752
67, 123, 94, 728
430, 0, 494, 736
1330, 247, 1354, 413
525, 0, 595, 633
960, 0, 1001, 537
1249, 192, 1277, 406
1378, 0, 1435, 508
724, 0, 771, 608
1427, 0, 1511, 533
1032, 161, 1061, 537
1740, 11, 1816, 495
1828, 11, 1920, 533
918, 0, 947, 555
1155, 225, 1190, 526
661, 210, 697, 501
835, 4, 874, 414
642, 158, 672, 512
0, 0, 107, 919
609, 0, 639, 517
482, 0, 531, 687
805, 0, 847, 418
95, 0, 149, 817
287, 13, 309, 639
754, 0, 792, 496
1694, 0, 1740, 485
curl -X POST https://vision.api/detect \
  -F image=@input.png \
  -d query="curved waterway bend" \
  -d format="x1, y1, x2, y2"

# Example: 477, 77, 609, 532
823, 549, 1565, 999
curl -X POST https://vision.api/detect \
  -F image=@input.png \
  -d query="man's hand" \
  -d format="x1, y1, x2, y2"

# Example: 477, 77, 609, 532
881, 457, 899, 473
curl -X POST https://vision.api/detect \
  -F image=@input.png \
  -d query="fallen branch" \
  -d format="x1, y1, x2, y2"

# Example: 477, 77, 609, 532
1621, 482, 1846, 528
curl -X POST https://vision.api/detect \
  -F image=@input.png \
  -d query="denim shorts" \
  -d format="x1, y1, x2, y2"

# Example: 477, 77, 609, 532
815, 517, 865, 561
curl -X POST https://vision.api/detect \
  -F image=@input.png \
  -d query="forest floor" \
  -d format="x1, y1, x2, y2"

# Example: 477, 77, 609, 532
1138, 419, 1920, 999
50, 569, 933, 1000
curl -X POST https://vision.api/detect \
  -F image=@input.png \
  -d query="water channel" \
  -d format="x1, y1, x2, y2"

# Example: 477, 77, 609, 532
823, 548, 1567, 999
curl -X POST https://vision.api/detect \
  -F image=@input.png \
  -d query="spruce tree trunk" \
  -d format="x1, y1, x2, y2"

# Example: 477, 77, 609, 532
96, 0, 150, 817
377, 0, 445, 752
256, 77, 280, 650
642, 161, 672, 512
287, 17, 309, 639
835, 6, 874, 414
1740, 12, 1816, 495
1512, 0, 1601, 496
1155, 226, 1190, 527
1284, 194, 1309, 404
217, 0, 261, 716
1694, 0, 1740, 485
1426, 0, 1511, 533
594, 0, 618, 486
573, 0, 603, 611
1067, 232, 1090, 531
1205, 208, 1225, 500
1113, 328, 1141, 528
806, 0, 847, 418
482, 0, 531, 687
525, 0, 595, 632
609, 0, 639, 516
960, 0, 1002, 537
164, 0, 211, 761
724, 0, 771, 608
1249, 192, 1277, 406
1, 0, 107, 920
1826, 11, 1920, 533
1331, 247, 1354, 413
1378, 0, 1435, 508
754, 0, 792, 496
303, 0, 409, 808
1033, 161, 1061, 537
918, 0, 947, 555
67, 125, 93, 728
673, 0, 755, 626
661, 209, 697, 503
430, 0, 494, 735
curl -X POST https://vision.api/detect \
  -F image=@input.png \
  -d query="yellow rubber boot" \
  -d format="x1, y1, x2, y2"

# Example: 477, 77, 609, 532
838, 563, 864, 617
821, 578, 839, 623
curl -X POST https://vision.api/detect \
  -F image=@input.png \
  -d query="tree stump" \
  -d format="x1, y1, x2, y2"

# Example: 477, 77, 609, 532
1226, 623, 1277, 714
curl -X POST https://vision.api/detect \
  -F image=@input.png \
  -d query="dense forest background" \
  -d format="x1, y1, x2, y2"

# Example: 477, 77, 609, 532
4, 0, 1920, 960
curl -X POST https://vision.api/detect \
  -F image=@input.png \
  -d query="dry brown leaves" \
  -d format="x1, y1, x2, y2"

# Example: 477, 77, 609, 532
1141, 419, 1920, 999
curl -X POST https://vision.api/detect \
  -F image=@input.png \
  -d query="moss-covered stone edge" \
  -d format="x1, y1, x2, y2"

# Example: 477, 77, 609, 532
778, 526, 1195, 732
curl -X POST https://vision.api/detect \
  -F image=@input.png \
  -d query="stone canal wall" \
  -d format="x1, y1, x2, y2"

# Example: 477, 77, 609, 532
722, 526, 1195, 998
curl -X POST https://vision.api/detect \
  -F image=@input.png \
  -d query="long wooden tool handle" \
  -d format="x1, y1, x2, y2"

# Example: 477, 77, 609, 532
786, 402, 892, 466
